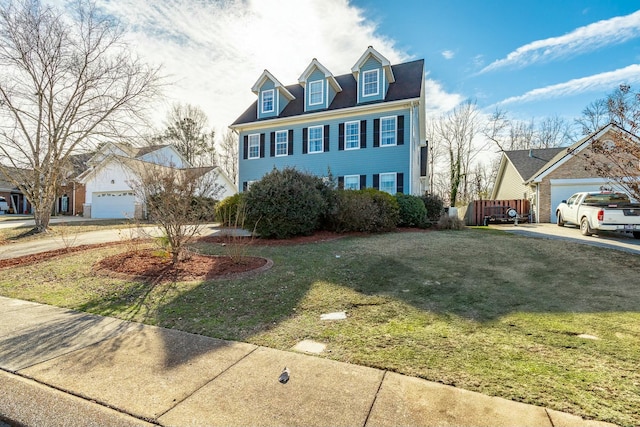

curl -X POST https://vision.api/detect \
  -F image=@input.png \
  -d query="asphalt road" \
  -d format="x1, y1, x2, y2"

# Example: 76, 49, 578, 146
492, 222, 640, 255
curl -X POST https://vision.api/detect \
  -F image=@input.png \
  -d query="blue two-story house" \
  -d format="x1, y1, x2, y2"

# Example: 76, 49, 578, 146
230, 46, 428, 195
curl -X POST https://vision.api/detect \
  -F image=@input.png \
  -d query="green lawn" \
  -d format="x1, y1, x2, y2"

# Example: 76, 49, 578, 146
1, 229, 639, 425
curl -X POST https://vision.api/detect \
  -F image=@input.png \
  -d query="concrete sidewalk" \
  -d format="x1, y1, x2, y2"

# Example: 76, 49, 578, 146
0, 296, 616, 427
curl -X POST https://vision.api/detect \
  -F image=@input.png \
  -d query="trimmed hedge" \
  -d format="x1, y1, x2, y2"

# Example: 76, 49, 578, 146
421, 193, 445, 222
331, 188, 399, 233
395, 193, 428, 228
244, 168, 329, 239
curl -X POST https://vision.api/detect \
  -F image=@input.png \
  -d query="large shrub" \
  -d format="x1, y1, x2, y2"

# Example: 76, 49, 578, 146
395, 193, 428, 228
215, 193, 244, 226
421, 193, 445, 222
244, 168, 329, 239
331, 189, 399, 233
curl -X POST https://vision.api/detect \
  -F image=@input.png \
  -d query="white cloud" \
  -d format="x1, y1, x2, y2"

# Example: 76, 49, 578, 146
480, 10, 640, 73
495, 64, 640, 106
91, 0, 408, 136
424, 76, 464, 118
441, 50, 455, 60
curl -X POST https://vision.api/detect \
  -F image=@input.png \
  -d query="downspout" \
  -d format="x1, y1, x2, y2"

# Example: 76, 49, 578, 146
72, 181, 76, 216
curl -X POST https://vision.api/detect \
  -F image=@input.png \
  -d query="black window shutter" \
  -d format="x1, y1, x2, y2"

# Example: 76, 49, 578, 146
302, 128, 308, 154
270, 132, 275, 157
260, 134, 265, 158
360, 120, 367, 148
373, 174, 379, 190
373, 119, 380, 147
420, 146, 428, 176
243, 135, 248, 159
396, 172, 404, 193
338, 123, 344, 151
397, 115, 404, 145
288, 129, 294, 155
324, 125, 330, 152
242, 181, 248, 191
338, 176, 344, 189
360, 174, 366, 189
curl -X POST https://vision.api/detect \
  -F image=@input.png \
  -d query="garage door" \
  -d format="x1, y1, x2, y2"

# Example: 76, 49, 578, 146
549, 178, 610, 223
91, 191, 136, 219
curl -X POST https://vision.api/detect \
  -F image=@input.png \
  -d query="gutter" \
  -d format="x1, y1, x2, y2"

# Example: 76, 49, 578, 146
229, 98, 420, 132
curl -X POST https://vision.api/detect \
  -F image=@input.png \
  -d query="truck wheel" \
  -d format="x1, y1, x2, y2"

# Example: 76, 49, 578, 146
556, 212, 564, 227
633, 231, 640, 239
580, 217, 593, 236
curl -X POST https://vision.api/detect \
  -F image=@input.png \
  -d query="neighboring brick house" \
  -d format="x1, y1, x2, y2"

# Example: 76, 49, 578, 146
492, 123, 639, 223
55, 153, 92, 216
230, 46, 428, 195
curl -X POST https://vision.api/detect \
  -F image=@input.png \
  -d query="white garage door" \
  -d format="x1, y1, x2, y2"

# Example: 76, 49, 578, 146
549, 178, 610, 223
91, 191, 136, 219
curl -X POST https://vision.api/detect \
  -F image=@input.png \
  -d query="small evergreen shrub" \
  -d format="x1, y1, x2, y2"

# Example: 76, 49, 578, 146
395, 193, 428, 228
244, 168, 328, 239
331, 189, 399, 233
421, 193, 445, 222
215, 193, 244, 226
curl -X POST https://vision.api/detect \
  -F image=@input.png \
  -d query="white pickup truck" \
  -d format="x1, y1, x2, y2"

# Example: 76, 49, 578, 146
556, 191, 640, 238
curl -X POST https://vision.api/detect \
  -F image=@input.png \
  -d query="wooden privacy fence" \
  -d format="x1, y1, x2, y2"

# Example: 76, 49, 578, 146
465, 199, 531, 226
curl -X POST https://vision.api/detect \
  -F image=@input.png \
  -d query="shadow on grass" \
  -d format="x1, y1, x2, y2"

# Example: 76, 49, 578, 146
63, 229, 640, 368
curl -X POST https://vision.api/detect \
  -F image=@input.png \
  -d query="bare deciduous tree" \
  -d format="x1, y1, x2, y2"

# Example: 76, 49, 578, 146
428, 100, 483, 206
573, 85, 640, 201
0, 0, 161, 232
131, 162, 223, 264
157, 103, 216, 166
217, 129, 238, 185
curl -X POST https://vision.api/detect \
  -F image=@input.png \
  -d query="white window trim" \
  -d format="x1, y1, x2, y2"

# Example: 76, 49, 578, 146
308, 125, 324, 154
344, 175, 360, 190
308, 80, 324, 106
275, 130, 288, 157
248, 134, 260, 159
345, 120, 360, 150
380, 115, 397, 147
261, 89, 275, 114
379, 172, 397, 194
362, 69, 379, 97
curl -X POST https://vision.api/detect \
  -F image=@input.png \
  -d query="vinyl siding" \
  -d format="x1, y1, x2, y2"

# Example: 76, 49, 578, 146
239, 108, 411, 192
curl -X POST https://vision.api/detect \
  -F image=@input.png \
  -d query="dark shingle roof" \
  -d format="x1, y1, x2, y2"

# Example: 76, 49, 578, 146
505, 148, 566, 181
231, 59, 424, 126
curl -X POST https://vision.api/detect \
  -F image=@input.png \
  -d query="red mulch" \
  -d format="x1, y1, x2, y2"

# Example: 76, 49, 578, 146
94, 249, 270, 283
197, 230, 354, 246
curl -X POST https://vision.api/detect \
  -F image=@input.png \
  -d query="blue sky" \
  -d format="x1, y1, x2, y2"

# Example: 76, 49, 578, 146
352, 0, 640, 121
76, 0, 640, 135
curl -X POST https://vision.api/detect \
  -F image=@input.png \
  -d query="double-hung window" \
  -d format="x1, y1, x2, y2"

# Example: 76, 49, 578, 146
380, 116, 397, 146
363, 69, 379, 97
344, 175, 360, 190
275, 130, 288, 156
248, 134, 260, 159
379, 173, 396, 194
309, 80, 323, 106
261, 89, 274, 113
345, 121, 360, 150
308, 126, 323, 153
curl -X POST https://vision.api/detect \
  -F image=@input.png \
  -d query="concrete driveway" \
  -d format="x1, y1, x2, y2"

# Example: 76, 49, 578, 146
491, 222, 640, 255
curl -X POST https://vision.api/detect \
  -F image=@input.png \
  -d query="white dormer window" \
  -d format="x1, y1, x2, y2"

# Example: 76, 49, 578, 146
363, 69, 379, 97
309, 80, 323, 105
261, 89, 274, 113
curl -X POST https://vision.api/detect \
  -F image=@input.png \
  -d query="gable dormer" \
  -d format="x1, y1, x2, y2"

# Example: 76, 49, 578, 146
298, 59, 342, 112
251, 70, 295, 120
351, 46, 395, 104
